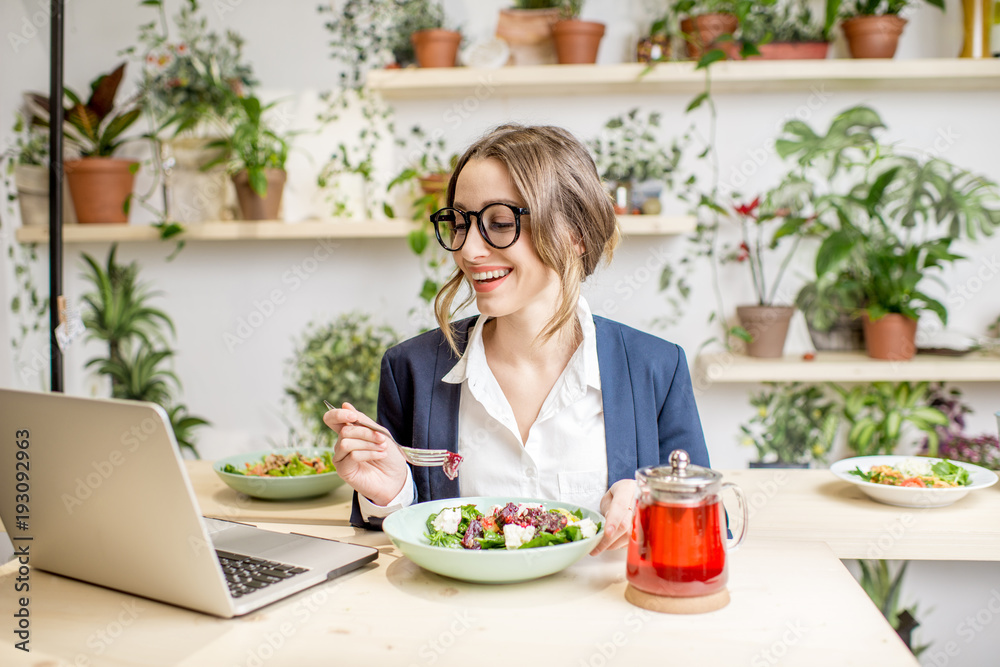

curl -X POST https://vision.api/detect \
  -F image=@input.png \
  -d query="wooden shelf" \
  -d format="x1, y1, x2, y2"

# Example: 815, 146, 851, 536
14, 214, 694, 244
367, 59, 1000, 99
695, 351, 1000, 384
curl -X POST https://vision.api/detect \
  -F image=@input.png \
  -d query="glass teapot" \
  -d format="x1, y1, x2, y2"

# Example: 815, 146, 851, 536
626, 449, 748, 598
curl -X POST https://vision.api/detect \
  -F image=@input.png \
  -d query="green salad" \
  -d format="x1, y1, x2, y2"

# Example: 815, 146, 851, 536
425, 501, 601, 551
222, 451, 335, 477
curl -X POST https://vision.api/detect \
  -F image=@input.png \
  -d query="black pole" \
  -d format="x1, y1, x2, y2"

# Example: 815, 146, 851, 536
48, 0, 64, 393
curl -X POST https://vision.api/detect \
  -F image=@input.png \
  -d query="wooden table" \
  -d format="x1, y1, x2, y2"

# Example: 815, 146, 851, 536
187, 462, 1000, 561
0, 529, 916, 666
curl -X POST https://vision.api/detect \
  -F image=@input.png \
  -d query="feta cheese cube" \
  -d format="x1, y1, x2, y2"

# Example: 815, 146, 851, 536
502, 523, 537, 549
576, 518, 598, 539
432, 507, 462, 535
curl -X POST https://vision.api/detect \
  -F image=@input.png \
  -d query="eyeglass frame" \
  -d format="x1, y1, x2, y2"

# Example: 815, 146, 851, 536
429, 202, 530, 252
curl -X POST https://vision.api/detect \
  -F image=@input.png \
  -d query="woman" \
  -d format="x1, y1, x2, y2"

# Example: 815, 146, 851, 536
324, 124, 709, 555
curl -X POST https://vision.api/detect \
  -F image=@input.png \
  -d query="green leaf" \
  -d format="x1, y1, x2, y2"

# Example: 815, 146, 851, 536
248, 168, 268, 197
408, 228, 429, 255
814, 230, 855, 278
686, 92, 709, 113
695, 49, 726, 70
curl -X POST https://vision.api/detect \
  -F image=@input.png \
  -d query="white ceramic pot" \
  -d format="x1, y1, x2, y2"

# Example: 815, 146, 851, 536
14, 164, 76, 225
162, 137, 233, 223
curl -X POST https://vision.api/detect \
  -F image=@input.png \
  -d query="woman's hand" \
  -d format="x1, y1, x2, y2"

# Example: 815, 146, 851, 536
590, 479, 637, 556
323, 401, 408, 507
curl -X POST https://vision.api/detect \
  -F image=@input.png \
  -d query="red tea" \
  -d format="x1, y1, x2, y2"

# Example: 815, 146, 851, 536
626, 498, 727, 597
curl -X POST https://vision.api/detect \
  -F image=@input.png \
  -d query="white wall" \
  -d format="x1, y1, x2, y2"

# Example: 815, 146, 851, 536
1, 1, 999, 663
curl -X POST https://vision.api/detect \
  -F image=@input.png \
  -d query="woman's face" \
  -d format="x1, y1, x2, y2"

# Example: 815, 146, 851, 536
451, 158, 561, 323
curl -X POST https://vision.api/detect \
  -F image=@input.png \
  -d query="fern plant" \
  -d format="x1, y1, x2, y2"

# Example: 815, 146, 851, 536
81, 245, 208, 455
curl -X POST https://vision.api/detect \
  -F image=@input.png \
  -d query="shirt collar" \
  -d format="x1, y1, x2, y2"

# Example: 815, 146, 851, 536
442, 296, 601, 391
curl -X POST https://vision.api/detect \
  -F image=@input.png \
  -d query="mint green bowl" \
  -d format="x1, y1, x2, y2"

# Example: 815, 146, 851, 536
382, 496, 605, 584
212, 447, 343, 500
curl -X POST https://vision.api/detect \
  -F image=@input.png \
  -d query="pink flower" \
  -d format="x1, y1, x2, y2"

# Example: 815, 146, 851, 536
736, 241, 750, 262
175, 43, 189, 55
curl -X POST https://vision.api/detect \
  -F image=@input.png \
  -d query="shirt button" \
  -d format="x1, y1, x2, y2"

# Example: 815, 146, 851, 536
525, 469, 537, 480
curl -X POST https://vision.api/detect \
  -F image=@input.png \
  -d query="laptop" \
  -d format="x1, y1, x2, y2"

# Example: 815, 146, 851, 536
0, 388, 377, 618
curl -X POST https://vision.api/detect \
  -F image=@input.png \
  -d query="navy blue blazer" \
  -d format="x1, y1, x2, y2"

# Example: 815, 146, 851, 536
350, 316, 709, 529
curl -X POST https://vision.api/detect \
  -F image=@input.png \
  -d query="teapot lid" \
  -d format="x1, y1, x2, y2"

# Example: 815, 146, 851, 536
638, 449, 722, 492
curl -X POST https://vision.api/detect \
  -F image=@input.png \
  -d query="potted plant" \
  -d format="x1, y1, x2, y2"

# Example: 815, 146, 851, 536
2, 109, 76, 227
918, 384, 1000, 470
773, 105, 999, 360
81, 244, 209, 455
205, 95, 295, 221
637, 11, 676, 63
551, 0, 606, 64
27, 63, 143, 224
834, 381, 948, 456
739, 382, 839, 467
405, 1, 462, 68
283, 313, 398, 448
830, 0, 945, 59
587, 108, 682, 215
856, 560, 928, 656
725, 195, 821, 358
496, 0, 563, 65
794, 271, 866, 351
127, 0, 256, 223
672, 0, 761, 60
740, 0, 831, 59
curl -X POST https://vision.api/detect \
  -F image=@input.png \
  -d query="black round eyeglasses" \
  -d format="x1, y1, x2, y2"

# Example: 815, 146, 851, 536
429, 203, 529, 251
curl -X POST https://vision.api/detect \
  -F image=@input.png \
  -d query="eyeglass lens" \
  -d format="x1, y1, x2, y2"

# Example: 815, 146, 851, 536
436, 203, 520, 250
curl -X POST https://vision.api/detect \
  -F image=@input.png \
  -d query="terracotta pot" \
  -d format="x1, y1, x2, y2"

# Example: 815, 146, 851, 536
752, 41, 830, 60
680, 13, 739, 60
552, 19, 605, 64
232, 169, 286, 221
63, 158, 138, 224
841, 15, 907, 59
736, 305, 795, 358
862, 312, 918, 360
14, 164, 76, 225
418, 173, 449, 212
495, 8, 560, 65
162, 136, 231, 223
636, 34, 672, 63
411, 28, 462, 68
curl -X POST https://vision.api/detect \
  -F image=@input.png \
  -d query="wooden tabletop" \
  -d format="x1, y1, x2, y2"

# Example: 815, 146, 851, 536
188, 462, 1000, 561
0, 531, 916, 666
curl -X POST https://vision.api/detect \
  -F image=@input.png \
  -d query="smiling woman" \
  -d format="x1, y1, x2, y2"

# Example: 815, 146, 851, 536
323, 124, 710, 558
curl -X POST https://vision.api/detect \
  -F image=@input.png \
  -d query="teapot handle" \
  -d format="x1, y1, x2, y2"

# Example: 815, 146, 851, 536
721, 482, 748, 550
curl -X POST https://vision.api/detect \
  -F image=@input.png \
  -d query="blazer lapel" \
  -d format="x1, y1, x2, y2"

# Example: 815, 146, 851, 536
424, 317, 476, 499
595, 317, 638, 483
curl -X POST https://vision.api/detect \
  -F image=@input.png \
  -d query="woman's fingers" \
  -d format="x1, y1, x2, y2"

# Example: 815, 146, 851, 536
591, 479, 637, 555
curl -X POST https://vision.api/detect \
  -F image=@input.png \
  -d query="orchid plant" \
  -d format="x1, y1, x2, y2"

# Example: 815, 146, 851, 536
723, 195, 818, 307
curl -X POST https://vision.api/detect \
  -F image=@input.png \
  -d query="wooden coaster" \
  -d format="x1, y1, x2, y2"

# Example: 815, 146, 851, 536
624, 584, 730, 614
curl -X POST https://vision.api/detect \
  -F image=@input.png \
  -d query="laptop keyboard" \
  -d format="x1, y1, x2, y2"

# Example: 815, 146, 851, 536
216, 550, 310, 598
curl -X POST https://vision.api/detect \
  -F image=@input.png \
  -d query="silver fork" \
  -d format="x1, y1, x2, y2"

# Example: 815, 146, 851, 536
323, 400, 454, 468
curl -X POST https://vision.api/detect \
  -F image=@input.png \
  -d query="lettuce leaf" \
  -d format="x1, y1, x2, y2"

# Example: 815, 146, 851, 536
931, 460, 971, 487
426, 530, 463, 549
477, 531, 505, 549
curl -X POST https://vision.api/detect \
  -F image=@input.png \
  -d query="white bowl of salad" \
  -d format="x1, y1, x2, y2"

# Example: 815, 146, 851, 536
830, 455, 998, 508
382, 496, 605, 583
213, 447, 343, 500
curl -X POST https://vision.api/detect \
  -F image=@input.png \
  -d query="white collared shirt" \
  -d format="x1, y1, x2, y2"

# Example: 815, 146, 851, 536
359, 296, 608, 519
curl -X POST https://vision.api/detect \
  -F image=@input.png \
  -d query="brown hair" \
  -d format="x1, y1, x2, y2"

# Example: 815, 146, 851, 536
434, 124, 620, 354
